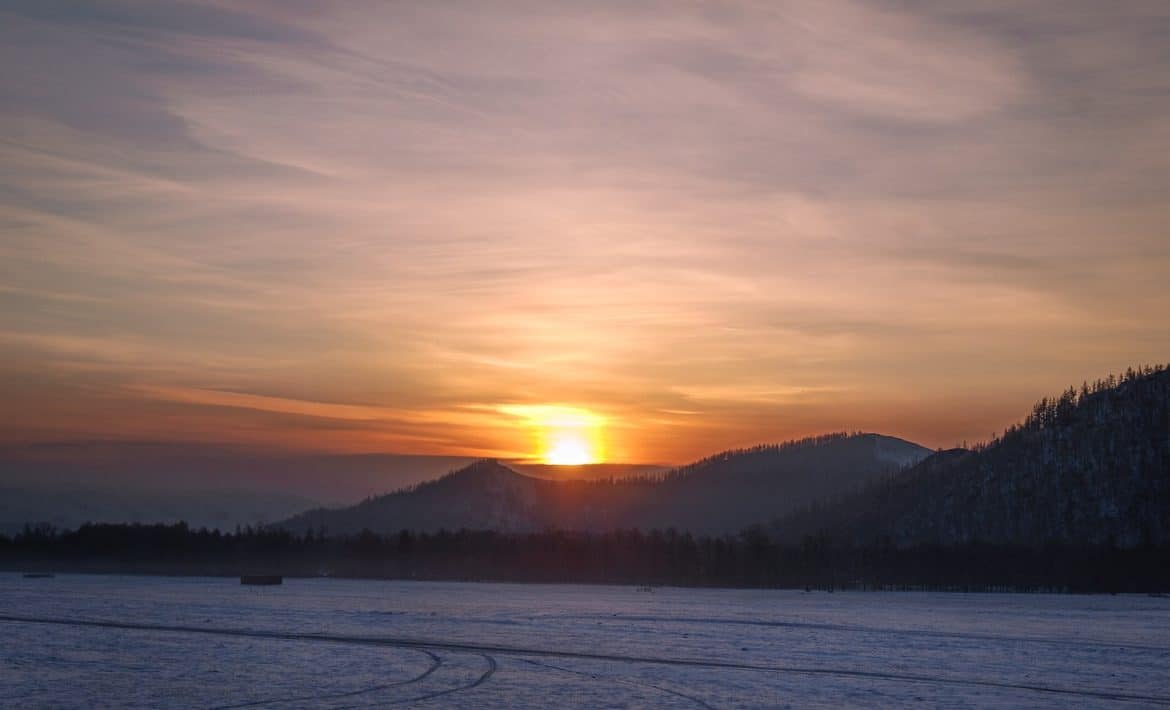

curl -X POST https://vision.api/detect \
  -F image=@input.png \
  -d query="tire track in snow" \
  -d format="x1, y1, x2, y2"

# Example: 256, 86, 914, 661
556, 613, 1170, 654
2, 614, 1166, 706
517, 656, 716, 709
210, 648, 441, 709
336, 653, 497, 708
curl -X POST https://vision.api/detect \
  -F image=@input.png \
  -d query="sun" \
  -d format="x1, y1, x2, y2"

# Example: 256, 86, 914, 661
497, 404, 606, 465
545, 432, 595, 465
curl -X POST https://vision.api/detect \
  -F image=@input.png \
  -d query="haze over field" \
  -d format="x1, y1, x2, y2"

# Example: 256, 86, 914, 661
3, 1, 1170, 480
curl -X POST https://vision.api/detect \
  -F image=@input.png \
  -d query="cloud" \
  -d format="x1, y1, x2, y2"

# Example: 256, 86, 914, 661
130, 384, 401, 422
779, 0, 1023, 122
1, 1, 1168, 462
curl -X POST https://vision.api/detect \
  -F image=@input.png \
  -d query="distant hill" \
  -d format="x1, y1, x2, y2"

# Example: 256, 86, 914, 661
278, 433, 931, 536
772, 366, 1170, 548
635, 433, 929, 534
280, 460, 550, 535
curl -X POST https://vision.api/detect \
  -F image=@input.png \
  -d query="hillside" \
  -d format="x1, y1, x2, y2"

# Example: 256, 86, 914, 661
281, 460, 552, 535
626, 433, 928, 534
279, 433, 930, 536
773, 366, 1170, 548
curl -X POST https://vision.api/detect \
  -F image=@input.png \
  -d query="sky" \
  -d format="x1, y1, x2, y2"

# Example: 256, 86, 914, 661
2, 0, 1169, 467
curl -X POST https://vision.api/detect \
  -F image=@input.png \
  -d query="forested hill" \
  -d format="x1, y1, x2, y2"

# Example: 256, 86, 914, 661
278, 433, 930, 536
631, 433, 929, 534
773, 366, 1170, 548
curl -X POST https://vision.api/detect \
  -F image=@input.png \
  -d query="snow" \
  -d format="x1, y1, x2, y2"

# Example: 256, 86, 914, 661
1, 575, 1167, 708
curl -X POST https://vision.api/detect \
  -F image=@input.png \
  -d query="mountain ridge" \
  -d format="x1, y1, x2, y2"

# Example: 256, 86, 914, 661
278, 432, 931, 536
772, 365, 1170, 548
278, 365, 1170, 548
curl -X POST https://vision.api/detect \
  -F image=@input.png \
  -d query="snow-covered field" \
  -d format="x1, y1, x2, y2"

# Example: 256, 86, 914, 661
1, 575, 1167, 708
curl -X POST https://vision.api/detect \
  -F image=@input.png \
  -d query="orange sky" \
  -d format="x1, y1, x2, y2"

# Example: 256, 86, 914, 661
2, 1, 1169, 465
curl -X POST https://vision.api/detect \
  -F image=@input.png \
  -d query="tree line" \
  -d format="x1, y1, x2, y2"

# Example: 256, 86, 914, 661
3, 522, 1166, 593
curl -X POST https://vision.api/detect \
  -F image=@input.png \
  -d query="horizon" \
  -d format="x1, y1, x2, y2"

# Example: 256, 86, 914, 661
3, 1, 1170, 470
0, 361, 1147, 504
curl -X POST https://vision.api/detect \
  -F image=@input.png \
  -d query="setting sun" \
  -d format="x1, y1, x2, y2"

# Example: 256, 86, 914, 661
544, 432, 595, 465
497, 404, 606, 464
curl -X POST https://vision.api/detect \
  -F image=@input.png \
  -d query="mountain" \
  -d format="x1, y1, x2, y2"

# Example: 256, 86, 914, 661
279, 433, 931, 536
281, 460, 548, 535
772, 366, 1170, 548
633, 433, 929, 534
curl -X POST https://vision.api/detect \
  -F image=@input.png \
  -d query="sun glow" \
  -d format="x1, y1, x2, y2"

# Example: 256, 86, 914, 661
497, 404, 606, 465
545, 432, 594, 465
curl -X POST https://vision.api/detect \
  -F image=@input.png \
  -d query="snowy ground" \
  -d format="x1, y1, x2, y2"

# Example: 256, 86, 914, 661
1, 575, 1167, 708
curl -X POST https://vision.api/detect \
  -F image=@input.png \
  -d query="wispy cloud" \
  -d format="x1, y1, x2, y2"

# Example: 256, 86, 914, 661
1, 0, 1168, 462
